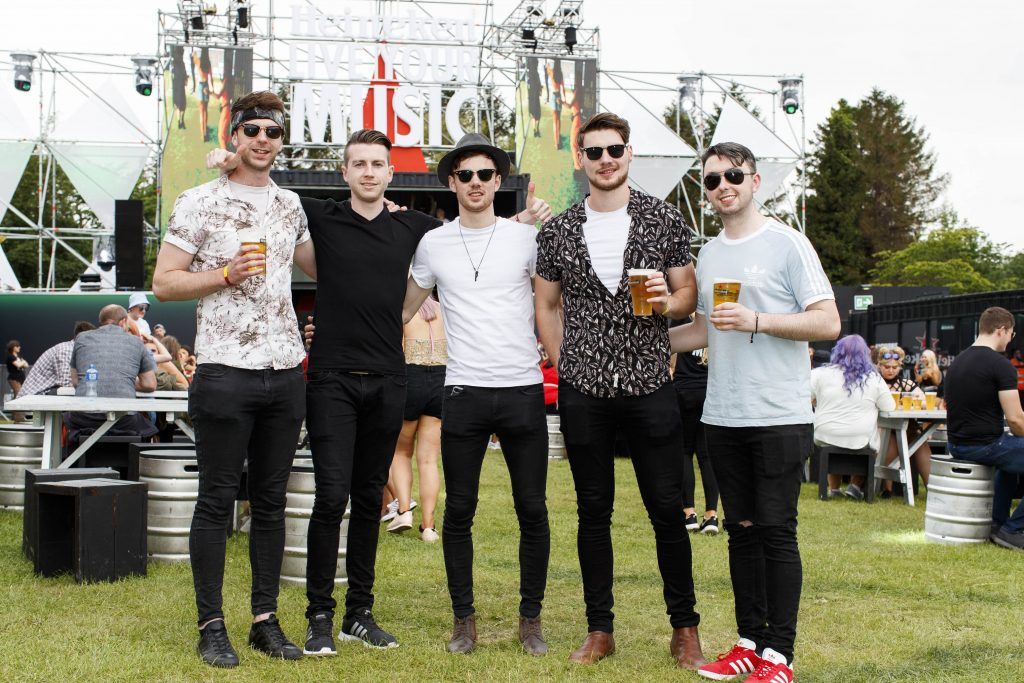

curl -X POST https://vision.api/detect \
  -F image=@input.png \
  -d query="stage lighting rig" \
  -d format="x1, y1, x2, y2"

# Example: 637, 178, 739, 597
132, 56, 158, 96
11, 52, 36, 92
564, 26, 577, 53
779, 76, 802, 115
677, 73, 700, 113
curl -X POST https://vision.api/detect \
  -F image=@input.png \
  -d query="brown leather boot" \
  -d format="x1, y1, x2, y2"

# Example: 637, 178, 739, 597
670, 625, 707, 669
447, 615, 477, 654
518, 616, 548, 656
568, 631, 615, 664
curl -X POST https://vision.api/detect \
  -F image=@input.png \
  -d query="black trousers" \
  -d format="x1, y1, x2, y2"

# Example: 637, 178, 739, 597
703, 423, 810, 663
305, 371, 406, 620
188, 363, 305, 625
675, 387, 719, 511
559, 382, 699, 633
441, 384, 550, 619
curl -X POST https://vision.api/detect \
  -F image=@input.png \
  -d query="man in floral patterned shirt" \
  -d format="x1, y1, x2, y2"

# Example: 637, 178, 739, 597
153, 90, 317, 669
535, 112, 705, 669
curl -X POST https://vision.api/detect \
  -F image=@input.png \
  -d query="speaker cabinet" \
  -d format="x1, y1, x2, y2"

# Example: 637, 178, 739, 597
114, 199, 145, 290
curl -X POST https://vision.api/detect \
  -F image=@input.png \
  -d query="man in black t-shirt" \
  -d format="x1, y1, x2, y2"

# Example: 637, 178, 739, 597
945, 306, 1024, 551
294, 130, 551, 655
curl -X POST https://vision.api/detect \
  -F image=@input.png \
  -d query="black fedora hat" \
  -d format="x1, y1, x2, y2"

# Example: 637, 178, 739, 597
436, 133, 511, 186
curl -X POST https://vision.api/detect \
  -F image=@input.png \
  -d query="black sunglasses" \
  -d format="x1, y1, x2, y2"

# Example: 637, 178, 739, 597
453, 168, 497, 183
703, 167, 754, 191
582, 144, 626, 161
240, 124, 284, 139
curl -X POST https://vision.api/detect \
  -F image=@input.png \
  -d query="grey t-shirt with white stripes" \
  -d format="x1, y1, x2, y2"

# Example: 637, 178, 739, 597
696, 219, 833, 427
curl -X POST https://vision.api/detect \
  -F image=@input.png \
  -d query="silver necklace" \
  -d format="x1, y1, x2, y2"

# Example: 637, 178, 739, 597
458, 218, 498, 282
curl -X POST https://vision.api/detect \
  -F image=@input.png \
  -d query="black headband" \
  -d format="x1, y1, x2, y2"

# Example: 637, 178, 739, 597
230, 107, 286, 132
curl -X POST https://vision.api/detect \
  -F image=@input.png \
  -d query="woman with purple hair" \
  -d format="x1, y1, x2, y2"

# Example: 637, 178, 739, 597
810, 335, 896, 499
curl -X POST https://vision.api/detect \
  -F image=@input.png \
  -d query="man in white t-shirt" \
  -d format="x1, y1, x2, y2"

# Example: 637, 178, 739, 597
402, 133, 551, 657
671, 142, 840, 683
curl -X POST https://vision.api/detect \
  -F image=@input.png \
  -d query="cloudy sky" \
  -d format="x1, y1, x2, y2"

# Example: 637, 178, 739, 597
2, 0, 1021, 248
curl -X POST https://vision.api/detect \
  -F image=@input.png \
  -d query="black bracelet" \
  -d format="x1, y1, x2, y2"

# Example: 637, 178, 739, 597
750, 311, 759, 343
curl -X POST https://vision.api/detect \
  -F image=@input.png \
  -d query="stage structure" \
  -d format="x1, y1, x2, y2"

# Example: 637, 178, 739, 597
0, 51, 160, 291
1, 0, 806, 291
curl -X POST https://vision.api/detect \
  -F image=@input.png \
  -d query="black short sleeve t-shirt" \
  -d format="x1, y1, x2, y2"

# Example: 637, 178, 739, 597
945, 345, 1018, 445
302, 198, 440, 374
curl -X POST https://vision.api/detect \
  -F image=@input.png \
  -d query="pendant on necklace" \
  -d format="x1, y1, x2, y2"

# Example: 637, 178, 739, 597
474, 270, 479, 282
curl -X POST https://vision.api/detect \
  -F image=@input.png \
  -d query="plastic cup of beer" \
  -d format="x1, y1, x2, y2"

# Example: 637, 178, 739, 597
628, 269, 657, 316
713, 278, 742, 308
925, 392, 937, 410
890, 391, 900, 407
900, 393, 913, 411
242, 239, 267, 274
911, 396, 922, 411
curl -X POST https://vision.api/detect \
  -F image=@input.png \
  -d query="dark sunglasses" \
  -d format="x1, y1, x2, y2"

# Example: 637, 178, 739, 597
582, 144, 627, 161
239, 124, 284, 139
703, 167, 754, 191
453, 168, 497, 183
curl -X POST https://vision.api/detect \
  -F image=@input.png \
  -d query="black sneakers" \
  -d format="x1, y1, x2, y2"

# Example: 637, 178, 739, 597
248, 614, 303, 660
303, 612, 336, 656
991, 526, 1024, 551
684, 513, 700, 531
699, 515, 720, 535
340, 609, 399, 649
197, 620, 239, 668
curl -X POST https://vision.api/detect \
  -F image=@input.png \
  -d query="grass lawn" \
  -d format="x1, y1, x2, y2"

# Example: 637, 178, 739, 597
0, 454, 1020, 682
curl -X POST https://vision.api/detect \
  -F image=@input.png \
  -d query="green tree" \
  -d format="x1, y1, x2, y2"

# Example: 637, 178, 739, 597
870, 212, 1008, 293
805, 100, 867, 285
853, 88, 947, 255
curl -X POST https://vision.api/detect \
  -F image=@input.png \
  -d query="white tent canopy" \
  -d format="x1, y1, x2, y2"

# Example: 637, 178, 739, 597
0, 88, 35, 140
0, 141, 36, 225
710, 96, 799, 160
0, 242, 21, 291
600, 91, 697, 201
754, 160, 799, 205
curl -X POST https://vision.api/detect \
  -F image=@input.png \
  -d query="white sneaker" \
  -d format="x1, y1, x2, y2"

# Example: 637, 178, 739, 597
410, 499, 418, 511
420, 527, 439, 543
380, 499, 399, 523
487, 440, 501, 451
387, 510, 413, 533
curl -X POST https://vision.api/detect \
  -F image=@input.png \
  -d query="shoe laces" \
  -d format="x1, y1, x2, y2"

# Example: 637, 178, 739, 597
356, 610, 381, 632
715, 644, 747, 661
453, 616, 473, 638
309, 615, 332, 639
521, 617, 542, 639
204, 624, 232, 651
257, 618, 289, 649
750, 659, 780, 680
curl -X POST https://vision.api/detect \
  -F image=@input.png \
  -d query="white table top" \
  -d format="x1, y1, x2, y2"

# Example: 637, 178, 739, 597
878, 409, 947, 420
4, 394, 189, 412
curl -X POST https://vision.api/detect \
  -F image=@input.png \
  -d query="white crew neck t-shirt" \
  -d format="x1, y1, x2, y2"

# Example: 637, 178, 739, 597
411, 217, 542, 388
582, 198, 631, 293
229, 180, 271, 233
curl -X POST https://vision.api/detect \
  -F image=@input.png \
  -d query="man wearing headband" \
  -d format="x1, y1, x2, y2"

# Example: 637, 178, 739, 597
153, 90, 316, 669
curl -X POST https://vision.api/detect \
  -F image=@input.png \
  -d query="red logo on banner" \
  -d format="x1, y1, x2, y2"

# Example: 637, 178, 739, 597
363, 54, 427, 172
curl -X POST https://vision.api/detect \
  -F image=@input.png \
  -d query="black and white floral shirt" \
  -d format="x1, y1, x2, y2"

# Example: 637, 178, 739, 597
165, 174, 310, 370
536, 188, 691, 398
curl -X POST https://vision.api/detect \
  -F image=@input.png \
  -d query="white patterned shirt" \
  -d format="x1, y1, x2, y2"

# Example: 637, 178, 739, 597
164, 174, 310, 370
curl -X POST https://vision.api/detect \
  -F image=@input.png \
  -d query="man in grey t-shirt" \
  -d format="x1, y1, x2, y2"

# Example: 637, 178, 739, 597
671, 143, 839, 683
67, 304, 157, 440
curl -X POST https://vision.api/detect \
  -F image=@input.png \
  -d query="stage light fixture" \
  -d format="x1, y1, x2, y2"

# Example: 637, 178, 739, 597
779, 77, 802, 115
564, 27, 577, 53
677, 73, 700, 114
190, 15, 204, 30
132, 56, 157, 96
96, 237, 115, 271
236, 1, 250, 29
11, 52, 36, 92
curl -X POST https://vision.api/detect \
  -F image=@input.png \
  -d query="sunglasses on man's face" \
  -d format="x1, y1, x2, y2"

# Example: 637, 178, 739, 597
703, 167, 754, 191
582, 144, 627, 161
453, 168, 497, 183
239, 124, 284, 139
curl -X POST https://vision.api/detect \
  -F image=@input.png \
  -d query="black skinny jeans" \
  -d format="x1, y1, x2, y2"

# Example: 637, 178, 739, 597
559, 382, 699, 634
703, 423, 810, 663
675, 386, 719, 512
304, 371, 406, 620
440, 384, 550, 619
188, 363, 305, 626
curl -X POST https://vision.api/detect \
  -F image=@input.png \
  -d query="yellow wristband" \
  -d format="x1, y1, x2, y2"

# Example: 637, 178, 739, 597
222, 265, 232, 286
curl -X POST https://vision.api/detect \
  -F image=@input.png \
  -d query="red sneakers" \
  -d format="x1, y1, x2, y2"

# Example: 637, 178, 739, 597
697, 642, 762, 680
743, 649, 794, 683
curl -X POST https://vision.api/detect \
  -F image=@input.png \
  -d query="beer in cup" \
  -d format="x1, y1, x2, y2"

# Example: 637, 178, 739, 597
239, 228, 267, 275
713, 278, 742, 308
900, 393, 913, 411
628, 269, 657, 316
890, 392, 900, 407
924, 392, 937, 410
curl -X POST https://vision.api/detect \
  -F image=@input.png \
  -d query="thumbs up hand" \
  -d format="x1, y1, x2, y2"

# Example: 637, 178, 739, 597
516, 181, 552, 225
